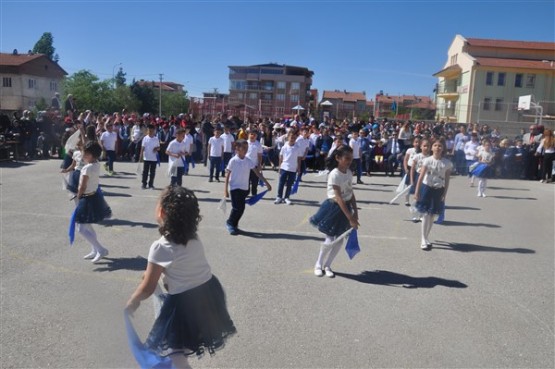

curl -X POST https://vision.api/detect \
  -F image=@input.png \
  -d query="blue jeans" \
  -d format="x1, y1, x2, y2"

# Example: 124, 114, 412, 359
171, 167, 185, 186
222, 152, 233, 176
277, 169, 296, 199
227, 189, 249, 228
209, 156, 222, 180
106, 150, 116, 171
352, 158, 362, 180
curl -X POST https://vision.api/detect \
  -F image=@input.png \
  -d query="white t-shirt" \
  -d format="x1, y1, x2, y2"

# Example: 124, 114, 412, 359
80, 161, 100, 193
421, 156, 453, 188
221, 132, 235, 153
132, 125, 143, 142
73, 150, 85, 171
280, 142, 302, 172
479, 150, 495, 164
208, 136, 224, 157
167, 139, 187, 168
247, 140, 263, 166
412, 153, 429, 174
148, 236, 212, 295
295, 136, 310, 157
183, 134, 194, 154
327, 168, 354, 201
349, 138, 361, 159
142, 135, 160, 161
100, 131, 117, 151
227, 155, 256, 190
406, 147, 418, 167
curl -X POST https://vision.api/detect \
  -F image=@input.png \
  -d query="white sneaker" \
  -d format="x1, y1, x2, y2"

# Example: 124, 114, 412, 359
83, 251, 97, 260
284, 198, 292, 205
314, 267, 323, 277
274, 197, 283, 204
92, 249, 109, 263
324, 267, 335, 278
481, 193, 487, 198
477, 193, 482, 197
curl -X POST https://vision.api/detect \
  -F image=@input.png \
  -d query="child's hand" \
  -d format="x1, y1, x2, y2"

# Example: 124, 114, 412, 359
349, 216, 359, 230
266, 182, 272, 191
224, 189, 229, 198
125, 299, 140, 315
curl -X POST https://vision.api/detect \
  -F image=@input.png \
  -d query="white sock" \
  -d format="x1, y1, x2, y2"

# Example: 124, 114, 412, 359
170, 353, 192, 369
315, 236, 336, 268
421, 214, 433, 244
324, 241, 343, 268
78, 224, 107, 254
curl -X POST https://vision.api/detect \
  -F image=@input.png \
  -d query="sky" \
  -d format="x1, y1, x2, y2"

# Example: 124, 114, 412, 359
1, 0, 554, 101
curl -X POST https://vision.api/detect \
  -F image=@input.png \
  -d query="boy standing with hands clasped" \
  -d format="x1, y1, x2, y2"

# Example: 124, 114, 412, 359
208, 127, 224, 182
224, 140, 272, 235
139, 124, 160, 189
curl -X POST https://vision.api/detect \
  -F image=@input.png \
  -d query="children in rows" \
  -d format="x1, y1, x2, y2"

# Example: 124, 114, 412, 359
275, 131, 303, 205
224, 140, 272, 235
410, 138, 430, 221
473, 140, 494, 197
310, 145, 359, 278
208, 127, 224, 182
126, 187, 236, 369
100, 122, 117, 175
140, 124, 160, 189
349, 130, 363, 184
246, 130, 264, 197
220, 125, 235, 178
414, 138, 452, 250
166, 129, 188, 187
74, 141, 112, 263
402, 137, 421, 206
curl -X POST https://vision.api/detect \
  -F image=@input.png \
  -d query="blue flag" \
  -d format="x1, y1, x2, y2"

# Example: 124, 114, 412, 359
220, 160, 225, 173
246, 190, 268, 206
345, 229, 360, 259
180, 157, 189, 173
124, 312, 173, 369
258, 179, 265, 187
68, 207, 78, 245
156, 152, 161, 167
435, 202, 445, 224
290, 177, 301, 195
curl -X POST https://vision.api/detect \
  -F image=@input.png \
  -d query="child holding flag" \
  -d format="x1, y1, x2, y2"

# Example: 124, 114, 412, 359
166, 128, 187, 187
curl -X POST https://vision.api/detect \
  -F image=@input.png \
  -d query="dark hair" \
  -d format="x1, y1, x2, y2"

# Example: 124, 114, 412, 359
83, 141, 102, 159
175, 128, 186, 135
235, 139, 248, 149
147, 124, 155, 130
158, 186, 202, 245
325, 145, 353, 171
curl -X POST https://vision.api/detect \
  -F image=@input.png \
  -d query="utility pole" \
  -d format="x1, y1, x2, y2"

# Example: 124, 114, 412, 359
159, 73, 164, 116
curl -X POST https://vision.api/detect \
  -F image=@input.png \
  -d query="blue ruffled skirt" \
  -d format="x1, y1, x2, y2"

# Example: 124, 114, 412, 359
415, 184, 444, 215
66, 170, 81, 194
310, 198, 351, 237
470, 162, 491, 178
75, 189, 112, 224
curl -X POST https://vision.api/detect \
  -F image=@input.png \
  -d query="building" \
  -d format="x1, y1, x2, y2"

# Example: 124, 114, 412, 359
199, 92, 229, 117
434, 35, 555, 125
0, 50, 67, 112
228, 63, 314, 119
136, 80, 185, 94
320, 90, 367, 120
374, 93, 436, 120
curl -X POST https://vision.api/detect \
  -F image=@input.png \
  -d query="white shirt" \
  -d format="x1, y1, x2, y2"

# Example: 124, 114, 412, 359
80, 161, 100, 193
100, 131, 117, 151
412, 153, 429, 173
73, 150, 85, 171
405, 147, 418, 167
226, 155, 256, 190
479, 150, 495, 164
148, 236, 212, 295
464, 141, 479, 160
349, 138, 361, 159
280, 142, 302, 172
142, 135, 160, 161
295, 136, 310, 157
327, 168, 354, 201
183, 134, 194, 154
247, 140, 263, 166
132, 125, 143, 142
221, 132, 235, 153
208, 136, 224, 157
167, 139, 187, 168
421, 156, 453, 188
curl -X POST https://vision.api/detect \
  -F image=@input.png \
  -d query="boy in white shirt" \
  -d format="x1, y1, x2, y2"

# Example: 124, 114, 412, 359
275, 131, 303, 205
349, 130, 363, 184
246, 130, 263, 196
224, 140, 271, 235
296, 127, 310, 181
166, 128, 188, 187
139, 124, 160, 189
99, 123, 118, 175
207, 127, 224, 182
220, 125, 235, 178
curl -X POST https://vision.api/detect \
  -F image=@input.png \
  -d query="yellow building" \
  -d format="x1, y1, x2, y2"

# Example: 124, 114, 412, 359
434, 35, 555, 126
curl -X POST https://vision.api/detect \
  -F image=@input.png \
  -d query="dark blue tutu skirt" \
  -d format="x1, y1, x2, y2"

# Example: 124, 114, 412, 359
75, 189, 112, 224
146, 275, 236, 357
66, 170, 81, 194
310, 199, 351, 237
409, 172, 420, 195
415, 184, 444, 215
470, 162, 491, 178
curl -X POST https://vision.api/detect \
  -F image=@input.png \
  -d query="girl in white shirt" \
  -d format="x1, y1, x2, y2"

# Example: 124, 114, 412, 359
414, 138, 452, 250
310, 145, 359, 278
275, 131, 303, 205
126, 187, 236, 368
470, 140, 495, 197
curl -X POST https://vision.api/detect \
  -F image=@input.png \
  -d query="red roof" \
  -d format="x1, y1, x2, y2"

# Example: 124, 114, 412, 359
323, 90, 366, 102
466, 38, 555, 51
0, 52, 44, 66
475, 57, 555, 70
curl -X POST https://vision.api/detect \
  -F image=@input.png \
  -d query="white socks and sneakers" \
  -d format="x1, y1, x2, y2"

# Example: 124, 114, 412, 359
314, 236, 340, 277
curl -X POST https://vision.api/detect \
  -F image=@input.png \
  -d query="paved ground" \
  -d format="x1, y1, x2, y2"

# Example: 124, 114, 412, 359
1, 159, 554, 369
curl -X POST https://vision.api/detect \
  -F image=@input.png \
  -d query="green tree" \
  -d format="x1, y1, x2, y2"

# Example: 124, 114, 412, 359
62, 70, 112, 113
115, 67, 126, 87
111, 85, 140, 113
32, 32, 56, 60
130, 82, 157, 115
161, 91, 189, 117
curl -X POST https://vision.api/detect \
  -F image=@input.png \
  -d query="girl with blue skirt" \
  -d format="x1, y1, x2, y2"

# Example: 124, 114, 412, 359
414, 138, 452, 250
126, 187, 236, 368
470, 140, 494, 197
310, 145, 359, 278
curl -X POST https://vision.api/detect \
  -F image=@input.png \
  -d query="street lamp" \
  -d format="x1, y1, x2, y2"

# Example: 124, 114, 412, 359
112, 62, 122, 88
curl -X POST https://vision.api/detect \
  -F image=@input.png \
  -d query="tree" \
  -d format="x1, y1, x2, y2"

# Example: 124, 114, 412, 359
161, 91, 190, 117
130, 82, 157, 115
32, 32, 56, 60
62, 70, 112, 113
115, 67, 126, 87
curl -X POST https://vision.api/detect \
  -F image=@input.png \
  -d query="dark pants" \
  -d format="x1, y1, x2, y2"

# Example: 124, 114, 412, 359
142, 160, 157, 187
386, 154, 399, 175
352, 158, 362, 180
298, 159, 307, 180
209, 156, 222, 180
227, 189, 249, 228
277, 169, 296, 199
541, 152, 555, 181
130, 141, 141, 162
361, 152, 371, 174
106, 150, 116, 171
171, 167, 185, 187
222, 152, 233, 176
455, 150, 467, 175
249, 169, 259, 196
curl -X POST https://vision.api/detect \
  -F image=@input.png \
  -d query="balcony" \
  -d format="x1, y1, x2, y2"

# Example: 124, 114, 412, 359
436, 82, 461, 100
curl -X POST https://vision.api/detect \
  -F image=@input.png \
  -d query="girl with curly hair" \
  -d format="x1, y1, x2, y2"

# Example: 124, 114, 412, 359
126, 186, 236, 368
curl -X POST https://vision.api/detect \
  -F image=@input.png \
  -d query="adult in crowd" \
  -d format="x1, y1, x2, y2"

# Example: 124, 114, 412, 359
536, 129, 554, 183
522, 125, 543, 180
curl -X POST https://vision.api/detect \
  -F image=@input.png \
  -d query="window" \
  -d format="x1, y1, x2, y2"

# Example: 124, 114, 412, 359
50, 81, 58, 91
28, 79, 37, 89
290, 94, 299, 102
236, 92, 244, 100
526, 74, 535, 88
277, 81, 286, 89
515, 73, 523, 88
261, 93, 272, 101
261, 81, 274, 91
495, 98, 503, 111
290, 82, 300, 91
2, 77, 12, 87
497, 73, 505, 86
483, 97, 491, 110
230, 80, 246, 90
486, 72, 494, 86
276, 94, 285, 101
450, 54, 458, 65
248, 92, 258, 100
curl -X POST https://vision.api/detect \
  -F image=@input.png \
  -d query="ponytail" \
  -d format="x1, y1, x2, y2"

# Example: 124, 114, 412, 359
325, 145, 353, 171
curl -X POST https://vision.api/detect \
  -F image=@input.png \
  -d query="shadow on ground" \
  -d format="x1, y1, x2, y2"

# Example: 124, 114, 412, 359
93, 256, 147, 272
102, 218, 158, 228
433, 241, 535, 254
334, 270, 467, 289
240, 230, 321, 241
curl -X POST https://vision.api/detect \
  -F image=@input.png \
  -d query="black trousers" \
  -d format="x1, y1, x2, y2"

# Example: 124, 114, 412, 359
142, 160, 157, 187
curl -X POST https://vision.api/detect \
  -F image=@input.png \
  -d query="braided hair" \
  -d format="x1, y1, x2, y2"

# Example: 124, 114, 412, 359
158, 186, 202, 245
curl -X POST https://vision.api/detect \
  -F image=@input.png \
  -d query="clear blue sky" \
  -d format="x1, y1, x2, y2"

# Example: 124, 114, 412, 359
1, 1, 554, 100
